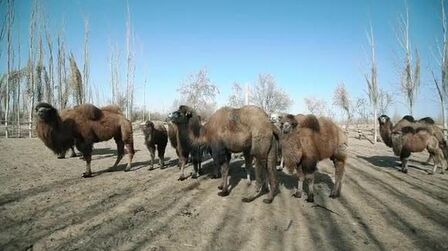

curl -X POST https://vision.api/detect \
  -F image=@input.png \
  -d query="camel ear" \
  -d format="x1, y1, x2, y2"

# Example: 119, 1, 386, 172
186, 111, 192, 118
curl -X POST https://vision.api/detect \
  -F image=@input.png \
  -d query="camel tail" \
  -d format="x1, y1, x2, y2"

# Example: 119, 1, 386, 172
122, 119, 135, 155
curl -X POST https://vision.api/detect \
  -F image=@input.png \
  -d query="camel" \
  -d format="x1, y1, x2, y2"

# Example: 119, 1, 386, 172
141, 121, 168, 170
386, 115, 448, 165
35, 103, 135, 177
279, 114, 347, 202
169, 105, 279, 204
167, 109, 203, 180
378, 115, 446, 174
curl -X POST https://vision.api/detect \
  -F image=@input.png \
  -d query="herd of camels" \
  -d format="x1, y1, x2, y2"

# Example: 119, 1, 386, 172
34, 102, 448, 204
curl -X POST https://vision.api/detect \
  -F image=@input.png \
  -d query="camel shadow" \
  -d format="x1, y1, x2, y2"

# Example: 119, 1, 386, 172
357, 155, 432, 174
91, 160, 148, 176
277, 170, 334, 193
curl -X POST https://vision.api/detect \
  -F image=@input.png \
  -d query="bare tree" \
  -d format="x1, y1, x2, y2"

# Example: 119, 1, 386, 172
177, 68, 219, 118
125, 2, 135, 119
44, 25, 54, 105
109, 43, 121, 105
57, 31, 69, 110
69, 53, 83, 105
333, 82, 352, 129
432, 0, 448, 131
83, 17, 90, 103
398, 2, 420, 115
378, 88, 393, 115
304, 96, 328, 116
26, 0, 38, 138
4, 0, 14, 138
365, 22, 379, 143
227, 82, 245, 108
251, 73, 292, 114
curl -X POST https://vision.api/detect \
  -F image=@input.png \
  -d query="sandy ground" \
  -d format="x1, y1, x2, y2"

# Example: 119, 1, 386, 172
1, 131, 448, 251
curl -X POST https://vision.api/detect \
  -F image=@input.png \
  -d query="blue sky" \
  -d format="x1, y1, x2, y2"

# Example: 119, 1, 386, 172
4, 0, 445, 118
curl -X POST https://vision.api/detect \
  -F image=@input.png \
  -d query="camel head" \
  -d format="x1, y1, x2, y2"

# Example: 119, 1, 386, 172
280, 114, 298, 134
35, 103, 59, 122
270, 113, 283, 123
168, 105, 196, 125
141, 121, 155, 140
378, 115, 391, 127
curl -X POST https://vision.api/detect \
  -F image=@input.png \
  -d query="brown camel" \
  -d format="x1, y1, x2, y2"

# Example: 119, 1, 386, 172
378, 115, 446, 174
169, 105, 279, 204
280, 114, 348, 202
141, 121, 168, 170
167, 108, 203, 180
385, 115, 448, 165
35, 102, 135, 177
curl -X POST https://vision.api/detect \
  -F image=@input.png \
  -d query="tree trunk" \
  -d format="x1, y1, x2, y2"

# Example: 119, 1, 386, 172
373, 108, 378, 144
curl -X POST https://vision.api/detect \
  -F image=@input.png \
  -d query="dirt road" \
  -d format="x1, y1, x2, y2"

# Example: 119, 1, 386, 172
1, 132, 448, 250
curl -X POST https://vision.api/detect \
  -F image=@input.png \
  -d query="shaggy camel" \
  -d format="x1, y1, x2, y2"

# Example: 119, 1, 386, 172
378, 115, 446, 174
169, 105, 279, 204
387, 115, 448, 165
141, 121, 168, 170
280, 114, 348, 202
35, 103, 135, 177
167, 108, 203, 180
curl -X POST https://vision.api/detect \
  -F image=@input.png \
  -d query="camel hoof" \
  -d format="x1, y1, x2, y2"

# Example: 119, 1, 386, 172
402, 169, 408, 174
82, 172, 92, 178
70, 153, 77, 158
148, 167, 154, 171
246, 180, 252, 186
306, 195, 314, 203
242, 197, 254, 203
178, 175, 187, 181
217, 184, 223, 190
218, 190, 229, 197
292, 191, 302, 198
263, 198, 273, 204
191, 172, 199, 179
329, 191, 340, 198
427, 171, 434, 175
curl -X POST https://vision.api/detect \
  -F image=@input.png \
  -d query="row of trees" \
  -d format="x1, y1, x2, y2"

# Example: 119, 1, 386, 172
0, 0, 136, 138
173, 69, 293, 118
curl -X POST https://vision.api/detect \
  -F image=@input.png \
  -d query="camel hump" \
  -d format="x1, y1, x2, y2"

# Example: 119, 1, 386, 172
300, 115, 320, 131
78, 104, 103, 120
402, 115, 415, 122
418, 117, 435, 125
101, 105, 123, 114
401, 126, 415, 134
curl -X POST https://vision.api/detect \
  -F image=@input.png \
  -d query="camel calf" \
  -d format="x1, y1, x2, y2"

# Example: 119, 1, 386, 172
280, 114, 348, 202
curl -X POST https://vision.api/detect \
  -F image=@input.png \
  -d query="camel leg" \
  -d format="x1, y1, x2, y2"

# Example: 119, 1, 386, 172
82, 154, 93, 178
70, 146, 77, 157
425, 155, 433, 165
330, 159, 346, 198
279, 157, 284, 170
217, 160, 230, 196
124, 142, 134, 172
242, 158, 268, 203
306, 173, 315, 203
191, 147, 202, 179
428, 146, 445, 175
263, 152, 279, 204
400, 157, 409, 174
243, 150, 253, 185
113, 140, 125, 171
148, 145, 156, 170
157, 145, 166, 169
178, 152, 188, 180
293, 166, 305, 198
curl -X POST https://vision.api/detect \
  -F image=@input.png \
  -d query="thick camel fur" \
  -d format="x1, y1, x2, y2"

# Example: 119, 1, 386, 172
169, 105, 279, 204
378, 115, 446, 174
141, 121, 168, 170
280, 114, 348, 202
167, 107, 203, 180
35, 103, 135, 177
